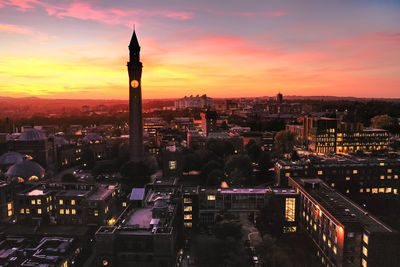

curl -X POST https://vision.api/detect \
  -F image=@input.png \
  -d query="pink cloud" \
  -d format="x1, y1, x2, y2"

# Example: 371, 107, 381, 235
240, 11, 288, 17
1, 0, 193, 25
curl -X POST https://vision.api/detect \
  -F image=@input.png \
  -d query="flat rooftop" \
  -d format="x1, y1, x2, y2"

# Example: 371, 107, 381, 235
291, 177, 394, 233
124, 208, 153, 229
87, 185, 115, 200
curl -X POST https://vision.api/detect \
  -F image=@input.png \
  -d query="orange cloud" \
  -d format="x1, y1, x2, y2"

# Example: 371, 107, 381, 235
0, 23, 33, 34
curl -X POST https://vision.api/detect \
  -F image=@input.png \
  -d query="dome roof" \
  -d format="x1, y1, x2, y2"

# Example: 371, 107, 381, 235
6, 160, 45, 181
0, 152, 24, 166
83, 132, 103, 143
55, 136, 69, 146
19, 129, 46, 141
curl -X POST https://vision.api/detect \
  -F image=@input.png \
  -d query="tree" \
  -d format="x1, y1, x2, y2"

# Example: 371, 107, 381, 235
371, 114, 393, 129
120, 161, 151, 188
256, 193, 284, 237
214, 220, 242, 240
206, 169, 224, 187
274, 130, 297, 158
225, 155, 252, 186
61, 173, 78, 183
246, 139, 262, 162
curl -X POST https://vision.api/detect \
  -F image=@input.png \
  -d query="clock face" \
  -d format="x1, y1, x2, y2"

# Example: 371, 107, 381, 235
130, 80, 139, 88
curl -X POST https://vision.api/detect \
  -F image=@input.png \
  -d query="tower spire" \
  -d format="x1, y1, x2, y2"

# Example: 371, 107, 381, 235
129, 26, 140, 48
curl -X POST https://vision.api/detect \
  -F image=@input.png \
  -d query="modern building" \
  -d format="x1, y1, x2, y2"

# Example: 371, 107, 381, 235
0, 180, 14, 222
94, 183, 182, 267
175, 94, 213, 109
294, 116, 390, 154
288, 177, 400, 267
200, 110, 218, 136
275, 154, 400, 196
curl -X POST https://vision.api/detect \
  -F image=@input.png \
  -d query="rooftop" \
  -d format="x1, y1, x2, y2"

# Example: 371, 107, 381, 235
291, 177, 394, 233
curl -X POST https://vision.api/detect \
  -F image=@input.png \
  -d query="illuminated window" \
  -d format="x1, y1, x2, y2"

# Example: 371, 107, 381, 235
372, 188, 378, 194
318, 170, 323, 175
207, 195, 216, 201
169, 160, 177, 170
283, 226, 297, 233
184, 214, 192, 220
331, 183, 335, 187
71, 199, 76, 205
59, 199, 63, 205
37, 199, 41, 205
94, 210, 99, 216
379, 188, 385, 193
395, 175, 398, 179
380, 162, 385, 166
184, 222, 193, 228
366, 188, 370, 193
184, 206, 192, 212
31, 199, 36, 205
360, 188, 364, 193
26, 209, 30, 214
353, 170, 358, 174
363, 246, 368, 257
20, 209, 25, 214
285, 172, 290, 177
394, 189, 398, 195
380, 175, 385, 180
333, 246, 337, 254
388, 169, 392, 173
363, 233, 369, 244
37, 208, 42, 214
60, 209, 64, 214
285, 198, 296, 222
386, 188, 392, 193
184, 198, 192, 204
346, 189, 350, 194
122, 202, 127, 207
322, 234, 326, 241
362, 258, 367, 267
345, 177, 351, 181
72, 209, 76, 214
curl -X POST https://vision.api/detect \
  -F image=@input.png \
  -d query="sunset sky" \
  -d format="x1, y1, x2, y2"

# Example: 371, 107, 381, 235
0, 0, 399, 99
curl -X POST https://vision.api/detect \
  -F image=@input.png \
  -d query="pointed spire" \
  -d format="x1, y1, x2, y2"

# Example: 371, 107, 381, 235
129, 26, 140, 48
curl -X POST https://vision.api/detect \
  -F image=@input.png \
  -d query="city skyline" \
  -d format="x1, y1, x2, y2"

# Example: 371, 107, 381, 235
0, 0, 400, 99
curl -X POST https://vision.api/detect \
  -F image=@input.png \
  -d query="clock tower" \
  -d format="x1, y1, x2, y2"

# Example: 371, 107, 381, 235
128, 28, 144, 162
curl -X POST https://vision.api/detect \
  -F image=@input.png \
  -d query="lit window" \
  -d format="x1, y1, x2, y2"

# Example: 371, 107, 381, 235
59, 199, 63, 205
380, 175, 385, 180
184, 222, 193, 228
331, 183, 335, 187
380, 162, 385, 166
283, 226, 297, 233
31, 199, 36, 205
94, 210, 99, 216
388, 169, 392, 173
122, 202, 127, 207
363, 233, 369, 244
285, 198, 296, 222
362, 258, 367, 267
169, 160, 177, 170
394, 189, 398, 195
37, 199, 41, 205
346, 177, 351, 181
395, 175, 398, 179
72, 209, 76, 214
20, 209, 25, 214
285, 172, 290, 177
60, 209, 64, 214
71, 199, 76, 205
366, 188, 370, 193
379, 188, 385, 193
184, 198, 192, 204
360, 188, 364, 193
353, 170, 358, 174
346, 189, 350, 193
363, 246, 368, 257
386, 188, 392, 193
333, 246, 337, 254
318, 170, 323, 175
372, 188, 378, 194
207, 195, 216, 201
38, 208, 42, 214
184, 214, 192, 220
184, 206, 192, 212
26, 209, 30, 214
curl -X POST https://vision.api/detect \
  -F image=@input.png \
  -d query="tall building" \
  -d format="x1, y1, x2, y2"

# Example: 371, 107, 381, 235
288, 177, 400, 267
127, 28, 144, 162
